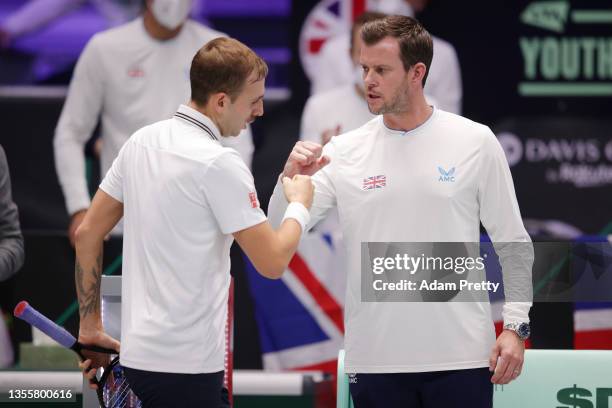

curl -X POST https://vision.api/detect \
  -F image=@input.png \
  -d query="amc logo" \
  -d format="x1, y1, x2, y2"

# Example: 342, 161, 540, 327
556, 385, 612, 408
437, 166, 456, 182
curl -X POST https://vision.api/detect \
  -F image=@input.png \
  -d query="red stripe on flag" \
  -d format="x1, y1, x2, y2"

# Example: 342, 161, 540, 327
289, 253, 345, 333
309, 38, 327, 54
352, 0, 366, 21
494, 321, 503, 336
575, 329, 612, 349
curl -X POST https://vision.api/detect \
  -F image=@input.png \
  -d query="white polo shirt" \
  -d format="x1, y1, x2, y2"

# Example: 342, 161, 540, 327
54, 17, 254, 220
269, 108, 532, 373
100, 104, 266, 373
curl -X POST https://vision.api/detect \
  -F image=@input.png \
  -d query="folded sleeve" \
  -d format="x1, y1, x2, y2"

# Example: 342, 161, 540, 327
478, 128, 533, 325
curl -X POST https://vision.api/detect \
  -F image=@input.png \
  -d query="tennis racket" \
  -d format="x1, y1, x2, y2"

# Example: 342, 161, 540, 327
13, 301, 141, 408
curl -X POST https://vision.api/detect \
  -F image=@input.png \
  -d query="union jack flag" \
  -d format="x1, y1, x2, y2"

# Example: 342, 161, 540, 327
362, 175, 386, 190
243, 232, 345, 373
299, 0, 366, 80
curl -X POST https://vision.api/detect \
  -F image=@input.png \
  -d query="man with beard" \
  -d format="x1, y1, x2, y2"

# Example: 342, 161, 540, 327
268, 15, 532, 407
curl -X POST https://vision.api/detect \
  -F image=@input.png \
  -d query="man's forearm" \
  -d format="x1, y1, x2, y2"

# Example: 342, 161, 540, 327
75, 238, 103, 331
269, 218, 304, 278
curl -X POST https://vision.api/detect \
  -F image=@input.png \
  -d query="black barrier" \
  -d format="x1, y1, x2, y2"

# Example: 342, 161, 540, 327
419, 0, 612, 125
0, 95, 69, 230
495, 116, 612, 235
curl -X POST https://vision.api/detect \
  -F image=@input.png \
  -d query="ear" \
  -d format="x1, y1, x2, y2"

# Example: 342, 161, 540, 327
209, 92, 228, 113
411, 62, 428, 85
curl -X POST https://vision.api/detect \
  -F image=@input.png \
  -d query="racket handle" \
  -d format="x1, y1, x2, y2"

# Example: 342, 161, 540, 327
77, 343, 118, 355
13, 301, 77, 349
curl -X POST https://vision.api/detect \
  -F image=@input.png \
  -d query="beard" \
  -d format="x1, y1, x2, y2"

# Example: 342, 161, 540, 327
367, 84, 410, 115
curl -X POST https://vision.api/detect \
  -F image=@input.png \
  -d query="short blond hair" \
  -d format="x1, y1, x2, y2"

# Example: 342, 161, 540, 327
190, 37, 268, 104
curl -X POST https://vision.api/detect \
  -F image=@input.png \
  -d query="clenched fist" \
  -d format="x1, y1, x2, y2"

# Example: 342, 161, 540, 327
282, 174, 314, 209
282, 141, 330, 179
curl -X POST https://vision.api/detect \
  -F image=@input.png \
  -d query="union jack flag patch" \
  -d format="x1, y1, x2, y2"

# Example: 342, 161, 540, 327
127, 66, 145, 78
249, 191, 259, 208
362, 175, 386, 190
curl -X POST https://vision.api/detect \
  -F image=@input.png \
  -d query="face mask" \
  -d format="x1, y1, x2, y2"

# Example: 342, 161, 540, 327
354, 65, 366, 92
151, 0, 192, 30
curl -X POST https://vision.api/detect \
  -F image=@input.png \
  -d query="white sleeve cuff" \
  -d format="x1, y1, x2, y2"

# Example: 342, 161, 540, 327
66, 194, 91, 216
502, 302, 532, 326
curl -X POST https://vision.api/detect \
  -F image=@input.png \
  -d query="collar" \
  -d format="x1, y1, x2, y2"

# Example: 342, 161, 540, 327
174, 104, 221, 141
381, 106, 437, 137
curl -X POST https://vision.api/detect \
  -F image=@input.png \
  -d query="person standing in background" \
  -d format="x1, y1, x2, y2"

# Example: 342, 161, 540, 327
0, 145, 25, 368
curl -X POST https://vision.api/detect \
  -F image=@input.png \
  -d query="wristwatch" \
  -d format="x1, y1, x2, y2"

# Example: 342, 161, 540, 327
503, 322, 531, 340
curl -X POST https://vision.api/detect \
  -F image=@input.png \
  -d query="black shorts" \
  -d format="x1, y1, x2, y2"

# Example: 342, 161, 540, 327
124, 367, 226, 408
349, 367, 493, 408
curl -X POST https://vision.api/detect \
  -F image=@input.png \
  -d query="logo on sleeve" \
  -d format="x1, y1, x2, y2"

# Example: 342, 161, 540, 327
362, 175, 386, 190
438, 166, 456, 182
249, 191, 259, 208
127, 64, 145, 78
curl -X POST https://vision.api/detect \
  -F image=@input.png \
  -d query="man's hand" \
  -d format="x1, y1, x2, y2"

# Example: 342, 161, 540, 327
77, 329, 120, 390
321, 125, 341, 146
489, 329, 525, 385
69, 210, 87, 247
282, 141, 330, 179
282, 175, 314, 209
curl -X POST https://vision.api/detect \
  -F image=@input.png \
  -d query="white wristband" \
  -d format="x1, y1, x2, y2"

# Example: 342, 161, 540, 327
282, 202, 310, 233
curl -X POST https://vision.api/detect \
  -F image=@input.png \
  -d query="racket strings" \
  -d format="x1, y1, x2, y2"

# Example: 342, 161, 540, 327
103, 366, 142, 408
106, 378, 130, 407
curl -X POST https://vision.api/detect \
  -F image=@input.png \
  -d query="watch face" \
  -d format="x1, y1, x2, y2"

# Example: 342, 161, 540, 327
517, 323, 531, 339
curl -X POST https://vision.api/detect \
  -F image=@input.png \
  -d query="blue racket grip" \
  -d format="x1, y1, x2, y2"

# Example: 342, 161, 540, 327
14, 301, 77, 349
